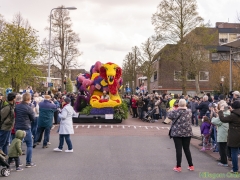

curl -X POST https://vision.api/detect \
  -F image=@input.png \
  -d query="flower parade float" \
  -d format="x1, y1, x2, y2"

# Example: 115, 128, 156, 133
73, 61, 128, 123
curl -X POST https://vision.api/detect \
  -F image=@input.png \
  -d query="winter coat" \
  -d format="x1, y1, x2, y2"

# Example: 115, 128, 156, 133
168, 108, 193, 137
131, 98, 137, 108
218, 109, 240, 147
38, 100, 57, 128
58, 104, 77, 134
0, 102, 15, 131
142, 98, 149, 111
8, 130, 25, 157
189, 101, 198, 113
211, 111, 230, 142
200, 122, 211, 135
15, 102, 35, 130
196, 101, 210, 118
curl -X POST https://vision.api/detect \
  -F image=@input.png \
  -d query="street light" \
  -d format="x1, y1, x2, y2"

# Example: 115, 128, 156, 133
47, 6, 77, 90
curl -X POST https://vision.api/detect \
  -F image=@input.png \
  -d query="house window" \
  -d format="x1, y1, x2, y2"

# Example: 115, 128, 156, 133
174, 71, 181, 81
187, 72, 195, 81
219, 38, 228, 44
154, 71, 157, 81
199, 71, 209, 81
211, 53, 219, 61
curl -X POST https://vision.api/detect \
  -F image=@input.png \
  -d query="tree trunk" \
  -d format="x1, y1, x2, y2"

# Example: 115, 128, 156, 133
182, 70, 187, 95
195, 74, 200, 95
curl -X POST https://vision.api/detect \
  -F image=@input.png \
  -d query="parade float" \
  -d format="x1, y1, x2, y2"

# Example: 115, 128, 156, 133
73, 61, 128, 123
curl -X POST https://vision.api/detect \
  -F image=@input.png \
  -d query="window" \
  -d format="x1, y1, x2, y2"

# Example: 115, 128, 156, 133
174, 71, 181, 81
154, 71, 157, 81
199, 71, 209, 81
219, 38, 228, 44
187, 72, 195, 81
211, 53, 219, 61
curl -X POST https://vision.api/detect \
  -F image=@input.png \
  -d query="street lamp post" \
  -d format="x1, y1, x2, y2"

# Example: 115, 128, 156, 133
47, 6, 77, 90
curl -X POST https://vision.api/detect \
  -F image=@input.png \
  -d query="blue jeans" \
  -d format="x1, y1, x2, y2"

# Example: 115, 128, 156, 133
31, 117, 38, 139
191, 112, 198, 126
231, 147, 239, 172
34, 126, 51, 147
161, 109, 167, 120
16, 129, 33, 164
0, 130, 11, 154
58, 134, 73, 150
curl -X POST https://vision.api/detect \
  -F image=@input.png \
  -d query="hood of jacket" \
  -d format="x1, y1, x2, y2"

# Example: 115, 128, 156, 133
15, 130, 25, 140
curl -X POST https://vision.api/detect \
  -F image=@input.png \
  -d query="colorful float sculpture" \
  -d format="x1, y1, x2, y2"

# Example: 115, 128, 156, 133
74, 61, 124, 123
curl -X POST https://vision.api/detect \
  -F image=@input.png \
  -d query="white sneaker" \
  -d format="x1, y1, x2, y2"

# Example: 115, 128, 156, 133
53, 148, 62, 152
65, 149, 73, 153
47, 142, 51, 145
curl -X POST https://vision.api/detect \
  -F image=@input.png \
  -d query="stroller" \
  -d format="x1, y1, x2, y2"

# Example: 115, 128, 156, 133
0, 150, 10, 177
143, 108, 156, 123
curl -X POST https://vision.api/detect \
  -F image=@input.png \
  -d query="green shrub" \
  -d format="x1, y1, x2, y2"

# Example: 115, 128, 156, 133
114, 100, 128, 120
80, 105, 92, 115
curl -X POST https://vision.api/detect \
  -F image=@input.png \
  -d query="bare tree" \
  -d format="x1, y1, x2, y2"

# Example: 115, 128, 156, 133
139, 36, 160, 92
152, 0, 203, 95
48, 6, 81, 89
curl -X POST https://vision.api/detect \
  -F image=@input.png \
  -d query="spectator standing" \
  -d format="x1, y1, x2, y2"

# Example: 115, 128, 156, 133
200, 116, 211, 151
168, 99, 194, 172
15, 93, 36, 168
53, 97, 77, 152
0, 93, 16, 154
218, 100, 240, 173
33, 95, 56, 148
189, 98, 198, 126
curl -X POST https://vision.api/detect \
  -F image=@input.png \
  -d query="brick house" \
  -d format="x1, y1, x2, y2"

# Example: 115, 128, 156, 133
140, 22, 240, 96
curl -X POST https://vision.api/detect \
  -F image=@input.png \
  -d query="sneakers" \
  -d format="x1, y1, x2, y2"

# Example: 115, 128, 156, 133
173, 166, 181, 172
42, 145, 48, 148
47, 142, 51, 145
218, 163, 228, 167
230, 170, 238, 174
53, 148, 62, 152
25, 163, 36, 168
16, 167, 24, 171
188, 166, 194, 171
65, 149, 73, 153
19, 163, 23, 167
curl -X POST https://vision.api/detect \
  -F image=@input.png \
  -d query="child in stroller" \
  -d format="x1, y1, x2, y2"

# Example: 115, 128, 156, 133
0, 150, 10, 177
143, 107, 157, 123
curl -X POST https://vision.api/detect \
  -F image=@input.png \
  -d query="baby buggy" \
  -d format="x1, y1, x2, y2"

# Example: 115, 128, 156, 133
0, 150, 10, 177
143, 108, 156, 123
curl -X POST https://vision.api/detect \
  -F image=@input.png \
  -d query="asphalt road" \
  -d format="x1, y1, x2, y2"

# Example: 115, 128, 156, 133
3, 134, 234, 180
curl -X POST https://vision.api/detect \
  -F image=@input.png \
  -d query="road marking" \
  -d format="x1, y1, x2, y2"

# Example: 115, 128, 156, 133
145, 126, 148, 129
105, 125, 107, 127
82, 125, 84, 128
122, 125, 125, 129
87, 125, 90, 128
111, 125, 113, 128
151, 126, 153, 128
134, 126, 136, 129
167, 127, 170, 130
156, 127, 160, 130
94, 125, 96, 127
161, 127, 164, 129
99, 125, 101, 128
76, 125, 79, 129
128, 126, 130, 128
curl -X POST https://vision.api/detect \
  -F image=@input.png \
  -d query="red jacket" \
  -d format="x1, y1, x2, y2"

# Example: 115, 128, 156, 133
131, 98, 137, 108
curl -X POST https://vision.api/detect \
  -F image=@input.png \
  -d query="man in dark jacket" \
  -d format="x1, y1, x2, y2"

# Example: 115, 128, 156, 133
15, 92, 35, 168
218, 100, 240, 173
0, 93, 16, 154
196, 95, 210, 127
189, 97, 198, 126
33, 95, 57, 149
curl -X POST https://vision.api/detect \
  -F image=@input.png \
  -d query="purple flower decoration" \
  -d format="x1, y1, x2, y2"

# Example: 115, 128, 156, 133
90, 108, 114, 115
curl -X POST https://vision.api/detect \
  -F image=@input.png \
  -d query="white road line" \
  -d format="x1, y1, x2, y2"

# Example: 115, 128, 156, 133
122, 125, 125, 129
167, 127, 170, 130
162, 127, 164, 129
111, 125, 113, 128
145, 126, 148, 129
151, 126, 153, 128
105, 125, 107, 127
82, 125, 84, 128
99, 125, 101, 128
76, 125, 79, 129
134, 126, 136, 129
94, 125, 96, 127
156, 127, 160, 130
128, 126, 130, 128
87, 125, 90, 128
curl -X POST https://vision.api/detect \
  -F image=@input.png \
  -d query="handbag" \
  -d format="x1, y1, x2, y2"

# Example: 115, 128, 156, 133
168, 111, 185, 139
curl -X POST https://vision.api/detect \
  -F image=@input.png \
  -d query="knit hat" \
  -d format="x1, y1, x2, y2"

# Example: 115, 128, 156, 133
64, 97, 71, 103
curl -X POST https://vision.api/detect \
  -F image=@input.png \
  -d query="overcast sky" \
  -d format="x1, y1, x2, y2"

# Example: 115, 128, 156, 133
1, 0, 240, 71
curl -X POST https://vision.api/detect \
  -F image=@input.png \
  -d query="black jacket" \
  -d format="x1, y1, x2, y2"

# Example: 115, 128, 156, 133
196, 101, 210, 118
219, 109, 240, 147
15, 102, 35, 130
